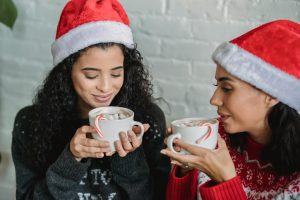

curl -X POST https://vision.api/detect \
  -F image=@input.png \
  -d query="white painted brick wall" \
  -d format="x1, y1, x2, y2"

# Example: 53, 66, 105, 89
1, 0, 299, 198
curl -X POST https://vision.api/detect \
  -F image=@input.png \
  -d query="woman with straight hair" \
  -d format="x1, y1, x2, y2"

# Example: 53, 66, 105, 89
162, 19, 300, 200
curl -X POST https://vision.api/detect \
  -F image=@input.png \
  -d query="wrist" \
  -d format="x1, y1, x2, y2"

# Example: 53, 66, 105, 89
221, 171, 237, 182
69, 146, 82, 162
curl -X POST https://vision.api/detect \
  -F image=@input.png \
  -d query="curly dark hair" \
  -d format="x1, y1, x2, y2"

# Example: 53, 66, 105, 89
25, 43, 154, 168
230, 102, 300, 176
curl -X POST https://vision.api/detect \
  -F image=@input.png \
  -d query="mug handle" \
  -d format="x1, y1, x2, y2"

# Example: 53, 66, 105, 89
167, 133, 185, 154
131, 121, 144, 140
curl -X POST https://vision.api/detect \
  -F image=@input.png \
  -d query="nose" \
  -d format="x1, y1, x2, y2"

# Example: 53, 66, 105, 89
96, 76, 111, 93
210, 88, 223, 107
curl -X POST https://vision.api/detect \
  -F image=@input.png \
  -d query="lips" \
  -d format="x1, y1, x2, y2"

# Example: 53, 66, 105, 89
217, 111, 230, 121
93, 93, 113, 103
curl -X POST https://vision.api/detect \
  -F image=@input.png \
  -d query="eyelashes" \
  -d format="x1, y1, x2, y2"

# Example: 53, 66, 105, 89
221, 87, 232, 93
85, 74, 122, 79
111, 74, 121, 78
86, 75, 97, 79
212, 83, 232, 93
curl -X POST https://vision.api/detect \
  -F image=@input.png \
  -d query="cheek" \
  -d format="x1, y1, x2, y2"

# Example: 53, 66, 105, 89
114, 77, 124, 89
230, 98, 266, 129
72, 76, 93, 94
71, 75, 80, 91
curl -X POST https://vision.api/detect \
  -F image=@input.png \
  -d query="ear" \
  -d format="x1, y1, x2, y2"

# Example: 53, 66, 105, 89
265, 95, 279, 108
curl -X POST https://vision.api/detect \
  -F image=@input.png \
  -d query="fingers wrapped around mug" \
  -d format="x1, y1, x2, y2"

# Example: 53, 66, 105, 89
88, 107, 145, 156
70, 125, 112, 161
161, 137, 237, 183
161, 142, 198, 168
114, 130, 143, 157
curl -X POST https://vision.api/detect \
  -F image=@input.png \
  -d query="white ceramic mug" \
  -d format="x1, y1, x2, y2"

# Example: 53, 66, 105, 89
88, 106, 144, 151
167, 118, 219, 154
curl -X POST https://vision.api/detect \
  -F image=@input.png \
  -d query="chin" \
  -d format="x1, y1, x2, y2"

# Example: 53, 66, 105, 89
223, 124, 237, 134
224, 126, 245, 135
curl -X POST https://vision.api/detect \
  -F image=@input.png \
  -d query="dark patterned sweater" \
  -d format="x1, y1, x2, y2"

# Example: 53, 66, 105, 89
11, 103, 170, 200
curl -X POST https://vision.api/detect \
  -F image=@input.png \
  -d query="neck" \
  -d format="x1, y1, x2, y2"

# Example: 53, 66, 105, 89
248, 127, 271, 145
246, 117, 272, 144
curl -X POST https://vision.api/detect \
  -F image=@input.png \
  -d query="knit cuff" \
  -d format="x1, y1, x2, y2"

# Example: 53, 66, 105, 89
166, 165, 198, 200
47, 144, 91, 181
199, 176, 247, 200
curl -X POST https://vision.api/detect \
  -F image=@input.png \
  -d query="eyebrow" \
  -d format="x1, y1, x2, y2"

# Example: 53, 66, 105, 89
82, 66, 124, 71
216, 76, 234, 82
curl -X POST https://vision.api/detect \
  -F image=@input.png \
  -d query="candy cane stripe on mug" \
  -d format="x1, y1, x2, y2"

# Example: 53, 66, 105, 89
195, 123, 212, 144
95, 114, 106, 138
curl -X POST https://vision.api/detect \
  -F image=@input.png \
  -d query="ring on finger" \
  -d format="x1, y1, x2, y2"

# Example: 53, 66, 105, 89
183, 163, 191, 169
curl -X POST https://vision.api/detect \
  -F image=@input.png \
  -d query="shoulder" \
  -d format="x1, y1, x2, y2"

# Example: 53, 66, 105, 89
135, 102, 165, 124
14, 105, 35, 124
12, 105, 36, 137
145, 102, 165, 119
15, 105, 35, 118
134, 103, 166, 139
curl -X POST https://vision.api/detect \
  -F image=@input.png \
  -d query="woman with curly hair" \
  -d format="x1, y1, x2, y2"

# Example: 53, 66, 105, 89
162, 20, 300, 199
11, 0, 170, 199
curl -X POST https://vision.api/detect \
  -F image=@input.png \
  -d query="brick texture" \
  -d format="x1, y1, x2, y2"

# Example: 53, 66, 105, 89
0, 0, 300, 197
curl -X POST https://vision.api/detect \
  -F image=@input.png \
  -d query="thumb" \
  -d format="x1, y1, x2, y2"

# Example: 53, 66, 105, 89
133, 123, 150, 134
143, 123, 150, 132
217, 135, 227, 149
165, 127, 173, 137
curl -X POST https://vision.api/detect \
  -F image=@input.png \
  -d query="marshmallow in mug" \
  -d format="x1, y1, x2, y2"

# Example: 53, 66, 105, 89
174, 119, 216, 127
94, 111, 131, 120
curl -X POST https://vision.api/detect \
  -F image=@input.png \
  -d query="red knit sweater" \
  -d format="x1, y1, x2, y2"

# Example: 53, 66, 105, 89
166, 123, 300, 200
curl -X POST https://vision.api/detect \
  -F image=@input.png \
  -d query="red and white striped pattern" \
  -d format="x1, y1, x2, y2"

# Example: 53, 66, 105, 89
95, 114, 106, 138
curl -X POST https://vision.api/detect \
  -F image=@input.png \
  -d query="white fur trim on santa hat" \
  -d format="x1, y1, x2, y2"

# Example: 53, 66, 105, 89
212, 42, 300, 112
51, 21, 134, 66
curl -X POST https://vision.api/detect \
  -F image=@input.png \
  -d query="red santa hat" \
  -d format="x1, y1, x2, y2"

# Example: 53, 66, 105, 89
51, 0, 134, 66
212, 20, 300, 112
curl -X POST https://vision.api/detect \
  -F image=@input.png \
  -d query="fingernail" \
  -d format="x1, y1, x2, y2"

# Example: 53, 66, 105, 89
120, 132, 126, 137
98, 153, 104, 158
160, 149, 166, 154
128, 131, 133, 136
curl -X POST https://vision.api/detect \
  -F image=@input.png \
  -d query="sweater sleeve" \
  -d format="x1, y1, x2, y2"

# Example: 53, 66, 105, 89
11, 107, 90, 200
166, 165, 198, 200
110, 146, 151, 200
199, 176, 247, 200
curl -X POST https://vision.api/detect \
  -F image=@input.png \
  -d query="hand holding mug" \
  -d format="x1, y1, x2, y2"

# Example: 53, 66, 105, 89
162, 118, 236, 182
161, 136, 237, 183
70, 125, 111, 161
113, 124, 150, 157
89, 106, 145, 157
